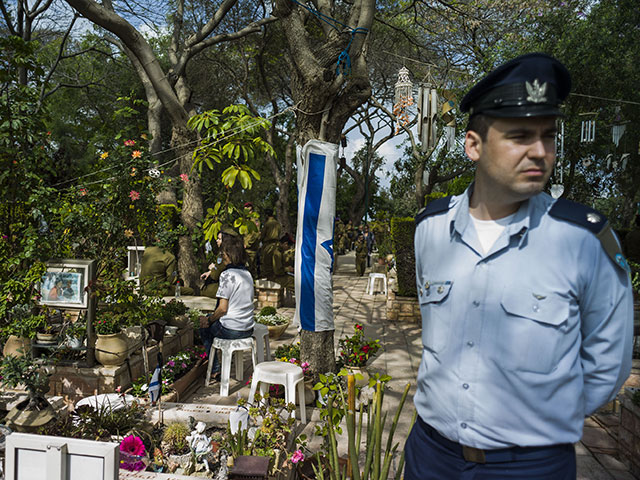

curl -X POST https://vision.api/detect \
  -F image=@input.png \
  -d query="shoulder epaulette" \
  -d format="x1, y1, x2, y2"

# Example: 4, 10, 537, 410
549, 198, 629, 273
415, 196, 452, 226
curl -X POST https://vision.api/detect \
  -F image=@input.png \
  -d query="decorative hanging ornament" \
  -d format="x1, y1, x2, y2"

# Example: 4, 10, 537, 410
620, 153, 630, 170
148, 168, 161, 178
393, 67, 414, 134
580, 119, 595, 143
612, 124, 626, 147
550, 184, 565, 199
417, 85, 437, 151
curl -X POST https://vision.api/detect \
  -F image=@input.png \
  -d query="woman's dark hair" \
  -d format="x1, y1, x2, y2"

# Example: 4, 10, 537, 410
221, 236, 247, 265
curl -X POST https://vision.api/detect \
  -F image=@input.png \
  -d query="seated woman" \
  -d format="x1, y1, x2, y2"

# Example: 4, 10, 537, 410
199, 236, 254, 381
200, 229, 235, 298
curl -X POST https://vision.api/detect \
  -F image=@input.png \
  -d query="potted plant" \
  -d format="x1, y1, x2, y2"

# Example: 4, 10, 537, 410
0, 352, 55, 431
336, 324, 381, 386
94, 309, 131, 366
2, 304, 46, 357
62, 317, 86, 349
162, 299, 189, 328
255, 306, 290, 339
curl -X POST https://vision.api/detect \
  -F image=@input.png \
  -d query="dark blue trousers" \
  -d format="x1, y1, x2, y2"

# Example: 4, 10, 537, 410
404, 417, 576, 480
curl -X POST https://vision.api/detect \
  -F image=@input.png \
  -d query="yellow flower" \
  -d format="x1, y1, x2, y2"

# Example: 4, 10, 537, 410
100, 152, 109, 159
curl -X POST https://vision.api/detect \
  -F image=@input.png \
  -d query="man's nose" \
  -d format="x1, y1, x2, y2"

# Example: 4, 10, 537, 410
528, 137, 550, 159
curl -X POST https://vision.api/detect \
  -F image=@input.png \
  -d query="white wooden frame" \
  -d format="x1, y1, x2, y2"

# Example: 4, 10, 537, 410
5, 432, 119, 480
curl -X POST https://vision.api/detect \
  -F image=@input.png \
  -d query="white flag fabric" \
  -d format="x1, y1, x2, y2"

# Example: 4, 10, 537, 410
148, 365, 161, 403
293, 140, 338, 332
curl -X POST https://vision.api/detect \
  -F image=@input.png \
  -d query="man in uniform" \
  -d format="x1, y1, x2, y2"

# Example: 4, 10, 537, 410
405, 53, 633, 480
259, 209, 282, 280
140, 242, 194, 296
244, 217, 261, 278
354, 232, 368, 276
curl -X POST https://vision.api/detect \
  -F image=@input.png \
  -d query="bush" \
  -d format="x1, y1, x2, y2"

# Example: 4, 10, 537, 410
259, 306, 277, 316
391, 217, 416, 297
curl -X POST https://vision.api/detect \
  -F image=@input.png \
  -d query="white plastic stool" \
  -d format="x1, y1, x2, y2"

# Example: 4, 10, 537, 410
252, 323, 271, 363
206, 337, 257, 396
367, 273, 387, 295
248, 361, 306, 423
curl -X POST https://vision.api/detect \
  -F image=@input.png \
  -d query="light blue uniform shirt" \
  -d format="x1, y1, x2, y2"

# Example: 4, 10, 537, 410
414, 187, 633, 450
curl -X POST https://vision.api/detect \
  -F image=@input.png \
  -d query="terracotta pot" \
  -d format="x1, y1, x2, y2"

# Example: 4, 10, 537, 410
168, 314, 190, 329
304, 379, 316, 405
4, 397, 55, 432
266, 321, 289, 340
95, 332, 129, 366
3, 335, 31, 357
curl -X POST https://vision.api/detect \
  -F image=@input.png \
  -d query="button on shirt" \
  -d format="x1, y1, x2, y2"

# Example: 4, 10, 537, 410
414, 187, 633, 450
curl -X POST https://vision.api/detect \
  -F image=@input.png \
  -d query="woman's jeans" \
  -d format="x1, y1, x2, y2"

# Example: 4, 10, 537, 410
200, 321, 253, 373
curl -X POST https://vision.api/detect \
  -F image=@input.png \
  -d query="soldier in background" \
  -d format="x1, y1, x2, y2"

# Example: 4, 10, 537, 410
244, 216, 261, 279
355, 232, 367, 276
140, 241, 194, 296
260, 209, 282, 280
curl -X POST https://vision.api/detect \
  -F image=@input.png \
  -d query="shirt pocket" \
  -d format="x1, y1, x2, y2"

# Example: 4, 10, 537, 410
418, 281, 453, 353
498, 288, 570, 374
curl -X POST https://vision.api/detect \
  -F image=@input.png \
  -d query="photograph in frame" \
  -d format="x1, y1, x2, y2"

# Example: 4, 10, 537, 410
39, 261, 91, 309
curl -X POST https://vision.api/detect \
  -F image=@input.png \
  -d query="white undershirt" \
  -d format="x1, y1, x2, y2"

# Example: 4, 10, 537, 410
470, 212, 517, 254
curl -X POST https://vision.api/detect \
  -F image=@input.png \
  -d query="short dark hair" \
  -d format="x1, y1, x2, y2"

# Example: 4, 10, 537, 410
221, 236, 247, 265
466, 114, 495, 141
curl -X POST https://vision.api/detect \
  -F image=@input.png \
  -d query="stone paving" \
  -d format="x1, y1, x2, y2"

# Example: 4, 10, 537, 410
185, 252, 639, 479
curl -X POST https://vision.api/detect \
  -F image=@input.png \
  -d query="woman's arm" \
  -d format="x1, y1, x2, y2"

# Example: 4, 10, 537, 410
199, 298, 229, 328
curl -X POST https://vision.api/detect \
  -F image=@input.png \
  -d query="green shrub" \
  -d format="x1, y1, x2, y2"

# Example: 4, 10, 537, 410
259, 306, 277, 316
391, 217, 416, 297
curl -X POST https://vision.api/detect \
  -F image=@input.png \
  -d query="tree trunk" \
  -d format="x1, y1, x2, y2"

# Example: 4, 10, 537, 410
274, 0, 375, 376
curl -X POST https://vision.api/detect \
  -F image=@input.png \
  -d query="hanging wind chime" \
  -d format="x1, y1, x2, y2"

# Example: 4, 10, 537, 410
417, 83, 437, 151
551, 121, 565, 199
393, 67, 414, 134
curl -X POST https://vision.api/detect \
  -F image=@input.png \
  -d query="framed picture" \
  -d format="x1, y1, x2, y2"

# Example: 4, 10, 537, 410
39, 259, 96, 309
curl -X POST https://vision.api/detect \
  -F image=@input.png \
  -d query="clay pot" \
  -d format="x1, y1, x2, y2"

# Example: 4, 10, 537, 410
35, 332, 58, 345
3, 335, 31, 357
4, 397, 56, 432
168, 314, 190, 329
304, 379, 316, 405
95, 332, 129, 366
266, 322, 289, 340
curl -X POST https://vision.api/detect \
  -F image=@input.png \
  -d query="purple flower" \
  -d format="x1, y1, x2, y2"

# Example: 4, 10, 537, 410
167, 360, 175, 367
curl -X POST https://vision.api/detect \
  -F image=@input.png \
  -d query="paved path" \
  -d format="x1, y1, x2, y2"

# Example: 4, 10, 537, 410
186, 252, 637, 479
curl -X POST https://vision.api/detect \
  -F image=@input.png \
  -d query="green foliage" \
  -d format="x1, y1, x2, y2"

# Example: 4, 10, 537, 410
259, 305, 277, 316
0, 353, 50, 403
2, 304, 46, 339
390, 217, 416, 297
336, 324, 381, 368
188, 105, 273, 241
162, 423, 190, 455
225, 395, 296, 471
273, 342, 301, 362
312, 373, 412, 480
38, 401, 148, 441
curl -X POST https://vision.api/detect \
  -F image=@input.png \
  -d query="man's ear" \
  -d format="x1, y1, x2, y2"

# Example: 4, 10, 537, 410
465, 130, 482, 163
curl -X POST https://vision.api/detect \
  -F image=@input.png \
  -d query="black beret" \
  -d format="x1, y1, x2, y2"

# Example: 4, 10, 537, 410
460, 53, 571, 118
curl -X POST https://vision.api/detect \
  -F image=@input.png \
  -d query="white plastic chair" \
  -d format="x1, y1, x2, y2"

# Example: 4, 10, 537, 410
252, 323, 271, 363
248, 361, 306, 423
206, 337, 257, 396
367, 273, 387, 295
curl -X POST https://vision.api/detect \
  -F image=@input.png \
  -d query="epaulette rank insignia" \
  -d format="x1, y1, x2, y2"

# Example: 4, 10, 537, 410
549, 198, 630, 273
415, 196, 452, 226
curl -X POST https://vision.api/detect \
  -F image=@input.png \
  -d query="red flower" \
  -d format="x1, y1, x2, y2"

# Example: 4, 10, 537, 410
355, 324, 363, 331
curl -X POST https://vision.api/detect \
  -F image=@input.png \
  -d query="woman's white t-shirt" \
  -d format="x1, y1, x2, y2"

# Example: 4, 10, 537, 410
216, 267, 255, 331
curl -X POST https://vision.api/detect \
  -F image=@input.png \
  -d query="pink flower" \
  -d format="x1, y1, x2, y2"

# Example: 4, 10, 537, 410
290, 450, 304, 464
120, 435, 145, 456
115, 385, 122, 394
180, 173, 189, 182
167, 360, 175, 367
129, 190, 140, 201
181, 363, 187, 369
124, 139, 136, 147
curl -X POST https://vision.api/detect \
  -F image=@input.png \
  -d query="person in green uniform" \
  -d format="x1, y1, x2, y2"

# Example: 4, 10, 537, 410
355, 232, 368, 276
268, 237, 294, 290
259, 209, 282, 280
334, 217, 345, 255
140, 243, 194, 296
280, 233, 295, 271
244, 217, 261, 279
346, 220, 355, 251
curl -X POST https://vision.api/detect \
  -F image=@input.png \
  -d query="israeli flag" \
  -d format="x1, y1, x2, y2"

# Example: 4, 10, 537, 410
294, 140, 338, 332
148, 365, 161, 403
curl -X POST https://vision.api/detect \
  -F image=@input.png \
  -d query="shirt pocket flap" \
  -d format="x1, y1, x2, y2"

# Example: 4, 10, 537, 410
501, 289, 569, 326
419, 281, 453, 304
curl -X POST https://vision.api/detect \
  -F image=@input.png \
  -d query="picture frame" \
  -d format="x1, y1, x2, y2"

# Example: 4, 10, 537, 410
39, 259, 96, 309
